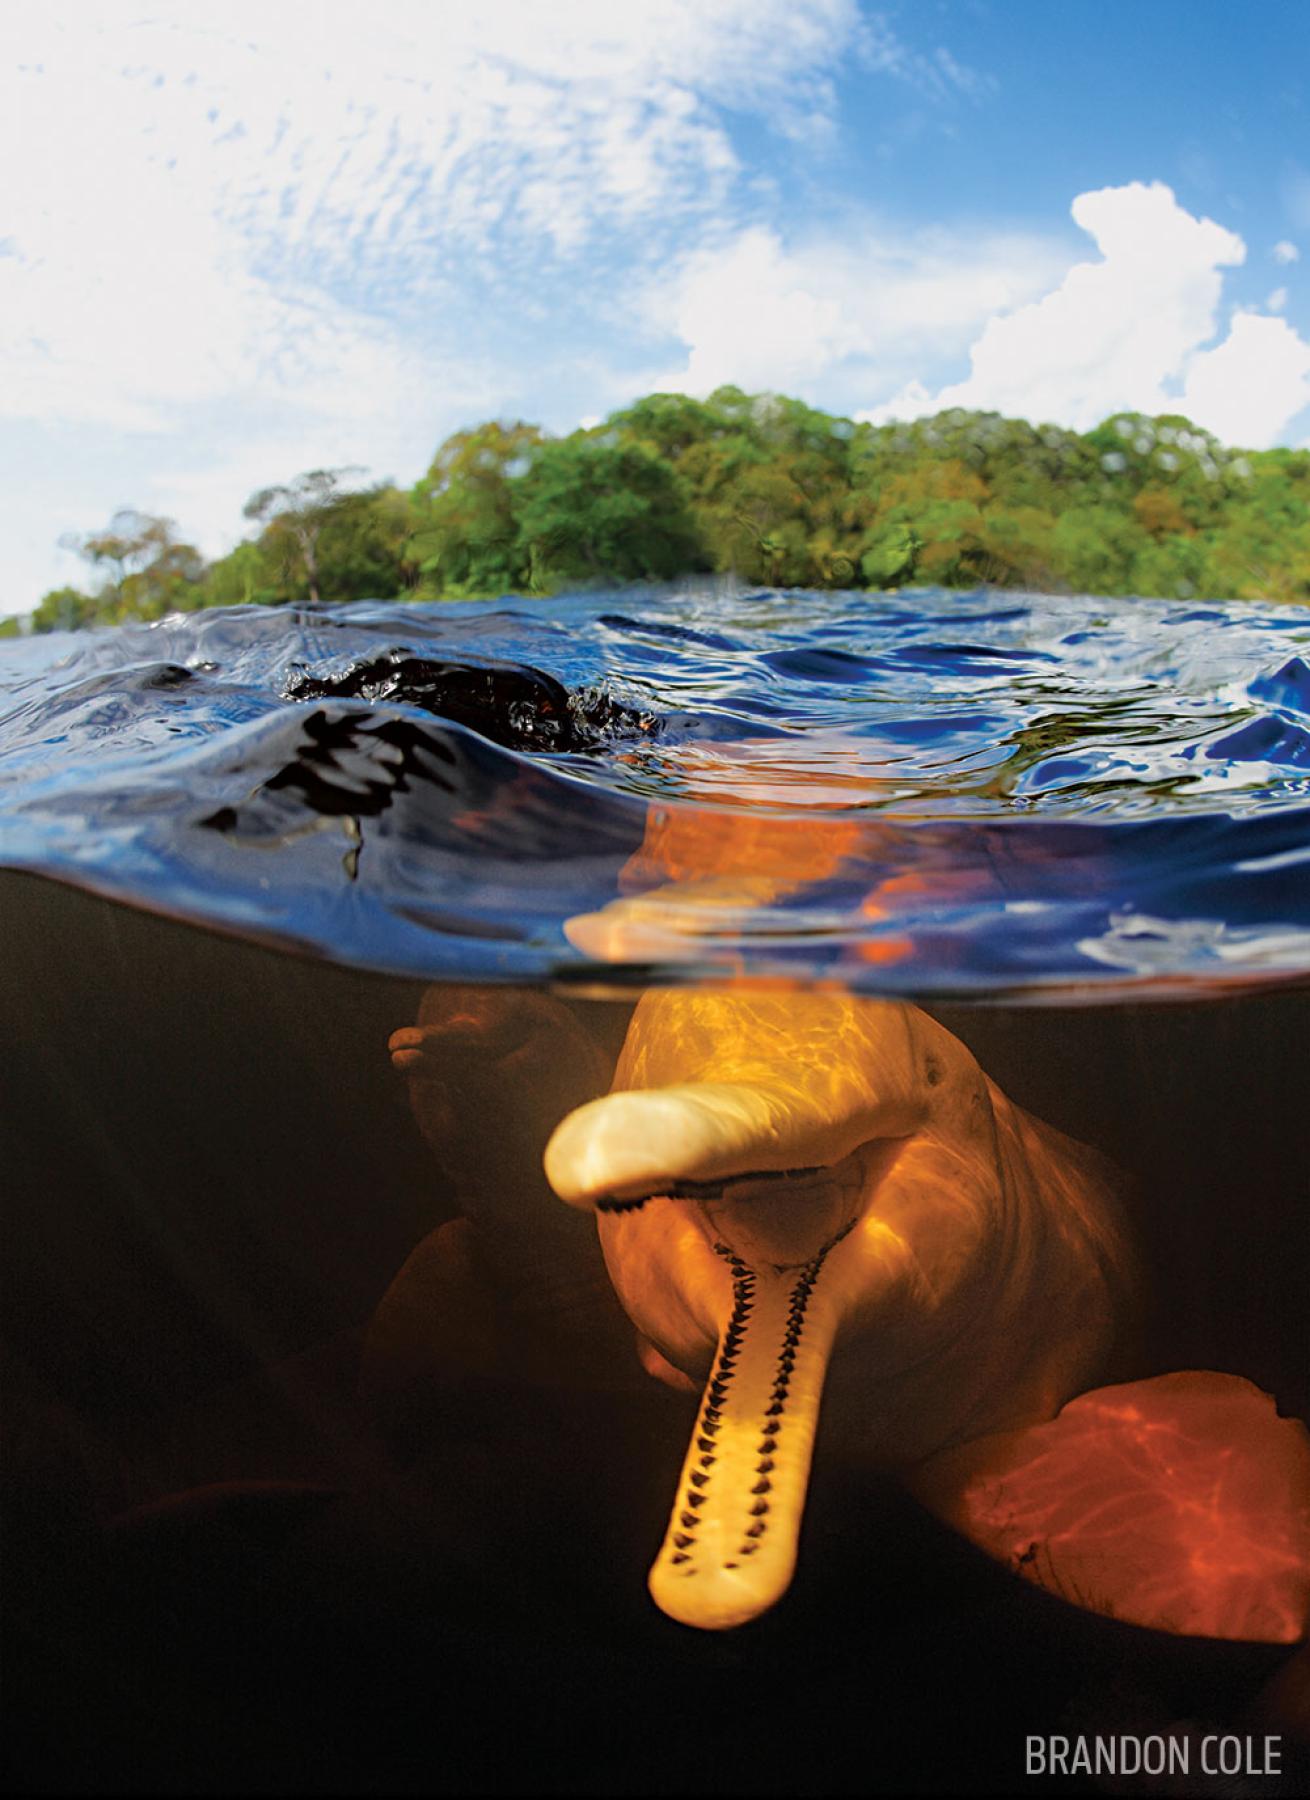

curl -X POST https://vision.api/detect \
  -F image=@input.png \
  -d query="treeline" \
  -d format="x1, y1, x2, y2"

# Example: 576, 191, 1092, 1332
17, 389, 1310, 633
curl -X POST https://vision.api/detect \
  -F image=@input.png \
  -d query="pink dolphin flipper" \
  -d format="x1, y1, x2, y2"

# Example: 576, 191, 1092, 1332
911, 1370, 1310, 1643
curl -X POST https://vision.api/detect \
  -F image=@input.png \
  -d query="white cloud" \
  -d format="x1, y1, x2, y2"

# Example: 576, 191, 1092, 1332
864, 183, 1243, 428
862, 182, 1310, 447
0, 0, 864, 438
1181, 312, 1310, 449
1268, 286, 1289, 313
1273, 240, 1301, 264
646, 222, 1069, 400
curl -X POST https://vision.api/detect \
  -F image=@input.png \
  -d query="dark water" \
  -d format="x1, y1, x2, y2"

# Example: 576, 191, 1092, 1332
3, 586, 1310, 998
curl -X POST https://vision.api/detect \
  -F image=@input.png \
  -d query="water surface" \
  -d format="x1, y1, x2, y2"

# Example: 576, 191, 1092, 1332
2, 586, 1309, 999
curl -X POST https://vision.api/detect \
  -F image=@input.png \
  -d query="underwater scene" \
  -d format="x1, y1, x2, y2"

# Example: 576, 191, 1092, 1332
3, 586, 1309, 1795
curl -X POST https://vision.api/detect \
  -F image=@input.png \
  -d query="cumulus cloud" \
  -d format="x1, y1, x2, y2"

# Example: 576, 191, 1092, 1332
646, 222, 1069, 401
863, 182, 1310, 447
1181, 312, 1310, 448
1273, 240, 1301, 264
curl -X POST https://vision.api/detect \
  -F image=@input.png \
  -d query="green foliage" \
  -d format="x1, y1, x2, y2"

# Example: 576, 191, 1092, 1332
31, 585, 100, 633
194, 540, 281, 610
49, 511, 205, 627
311, 485, 417, 603
516, 436, 706, 589
242, 467, 373, 605
407, 421, 542, 598
35, 396, 1310, 627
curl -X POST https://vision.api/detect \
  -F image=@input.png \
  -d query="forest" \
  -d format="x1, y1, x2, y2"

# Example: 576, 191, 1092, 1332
13, 388, 1310, 634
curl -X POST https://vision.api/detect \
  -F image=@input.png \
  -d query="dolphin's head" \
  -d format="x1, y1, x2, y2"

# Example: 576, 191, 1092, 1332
545, 985, 1129, 1631
547, 986, 1086, 1634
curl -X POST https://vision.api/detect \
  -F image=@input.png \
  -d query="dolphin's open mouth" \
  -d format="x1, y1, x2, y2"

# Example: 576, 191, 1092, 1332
594, 1165, 826, 1213
645, 1221, 855, 1630
589, 1152, 871, 1630
600, 1150, 868, 1273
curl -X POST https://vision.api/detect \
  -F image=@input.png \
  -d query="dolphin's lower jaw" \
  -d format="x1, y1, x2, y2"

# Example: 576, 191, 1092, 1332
648, 1235, 844, 1631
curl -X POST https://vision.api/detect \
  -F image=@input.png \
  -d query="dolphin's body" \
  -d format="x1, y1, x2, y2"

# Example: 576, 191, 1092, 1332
384, 980, 1308, 1642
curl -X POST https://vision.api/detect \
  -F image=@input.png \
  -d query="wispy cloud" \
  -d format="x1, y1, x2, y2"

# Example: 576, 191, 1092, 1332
856, 12, 997, 103
0, 0, 865, 440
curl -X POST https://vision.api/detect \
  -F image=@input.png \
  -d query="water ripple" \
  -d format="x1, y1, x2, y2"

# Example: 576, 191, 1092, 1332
2, 586, 1309, 1000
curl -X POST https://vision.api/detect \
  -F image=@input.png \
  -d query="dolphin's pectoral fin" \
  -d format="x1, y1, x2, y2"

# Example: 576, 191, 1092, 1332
909, 1371, 1310, 1643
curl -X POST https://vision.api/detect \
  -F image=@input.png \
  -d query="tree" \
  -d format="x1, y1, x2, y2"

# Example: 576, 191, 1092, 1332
194, 541, 281, 610
242, 467, 369, 604
58, 509, 203, 622
1049, 504, 1150, 595
516, 436, 706, 589
56, 510, 205, 623
34, 388, 1310, 626
118, 534, 206, 620
407, 422, 542, 598
31, 585, 99, 633
604, 392, 726, 464
313, 484, 416, 602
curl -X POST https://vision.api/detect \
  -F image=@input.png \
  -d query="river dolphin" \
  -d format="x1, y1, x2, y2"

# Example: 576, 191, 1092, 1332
544, 984, 1133, 1630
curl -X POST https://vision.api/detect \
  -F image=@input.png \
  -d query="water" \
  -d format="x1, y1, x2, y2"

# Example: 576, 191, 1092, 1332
4, 586, 1309, 1793
3, 586, 1310, 999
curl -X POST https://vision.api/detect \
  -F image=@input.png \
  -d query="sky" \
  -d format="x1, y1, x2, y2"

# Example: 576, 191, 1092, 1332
2, 0, 1309, 614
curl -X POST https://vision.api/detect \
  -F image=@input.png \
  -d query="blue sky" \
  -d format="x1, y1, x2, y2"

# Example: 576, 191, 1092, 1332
2, 0, 1308, 614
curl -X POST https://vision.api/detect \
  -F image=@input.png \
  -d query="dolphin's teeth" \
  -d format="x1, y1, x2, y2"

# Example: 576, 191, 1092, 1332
595, 1194, 651, 1214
